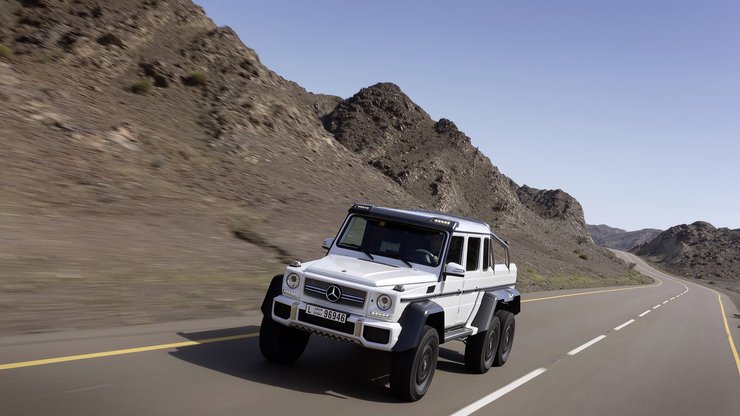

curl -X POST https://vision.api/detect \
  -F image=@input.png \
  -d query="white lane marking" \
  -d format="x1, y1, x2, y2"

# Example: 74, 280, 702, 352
567, 335, 607, 356
614, 319, 635, 331
663, 300, 669, 304
65, 384, 111, 394
639, 310, 651, 317
670, 297, 676, 300
653, 305, 661, 309
450, 368, 547, 416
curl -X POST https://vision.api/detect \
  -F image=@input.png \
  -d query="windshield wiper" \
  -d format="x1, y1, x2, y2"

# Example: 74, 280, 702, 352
340, 243, 375, 261
385, 253, 413, 268
399, 257, 413, 267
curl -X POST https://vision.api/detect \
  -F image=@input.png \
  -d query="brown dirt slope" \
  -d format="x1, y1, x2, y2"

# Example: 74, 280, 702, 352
632, 222, 740, 297
0, 0, 642, 334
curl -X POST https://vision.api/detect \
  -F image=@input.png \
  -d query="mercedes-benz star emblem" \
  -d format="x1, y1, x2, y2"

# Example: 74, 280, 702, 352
325, 285, 342, 303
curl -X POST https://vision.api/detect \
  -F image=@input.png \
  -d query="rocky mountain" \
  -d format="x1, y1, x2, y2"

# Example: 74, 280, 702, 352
589, 224, 662, 251
320, 82, 625, 281
632, 222, 740, 295
0, 0, 641, 333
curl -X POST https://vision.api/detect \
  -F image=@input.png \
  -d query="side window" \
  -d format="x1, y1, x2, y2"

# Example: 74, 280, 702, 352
483, 238, 490, 270
447, 236, 464, 265
466, 237, 481, 271
492, 238, 507, 266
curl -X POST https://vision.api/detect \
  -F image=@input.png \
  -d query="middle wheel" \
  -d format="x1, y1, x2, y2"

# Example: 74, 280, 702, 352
464, 315, 501, 374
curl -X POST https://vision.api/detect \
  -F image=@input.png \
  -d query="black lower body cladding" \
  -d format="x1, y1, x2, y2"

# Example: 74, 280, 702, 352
393, 300, 444, 352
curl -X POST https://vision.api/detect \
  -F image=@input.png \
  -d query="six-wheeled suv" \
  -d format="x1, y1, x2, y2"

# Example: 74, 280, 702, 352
260, 204, 520, 401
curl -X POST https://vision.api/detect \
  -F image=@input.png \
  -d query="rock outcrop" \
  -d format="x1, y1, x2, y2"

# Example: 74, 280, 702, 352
589, 224, 662, 251
632, 222, 739, 294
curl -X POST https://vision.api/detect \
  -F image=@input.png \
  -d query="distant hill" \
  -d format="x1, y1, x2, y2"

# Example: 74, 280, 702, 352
632, 222, 740, 296
589, 224, 662, 251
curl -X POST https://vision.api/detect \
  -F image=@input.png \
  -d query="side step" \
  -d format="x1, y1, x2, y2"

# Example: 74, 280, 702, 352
444, 327, 474, 342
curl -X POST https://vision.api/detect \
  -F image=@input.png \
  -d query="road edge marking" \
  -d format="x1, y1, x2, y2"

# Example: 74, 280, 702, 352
449, 368, 547, 416
0, 333, 258, 371
716, 292, 740, 377
523, 280, 661, 303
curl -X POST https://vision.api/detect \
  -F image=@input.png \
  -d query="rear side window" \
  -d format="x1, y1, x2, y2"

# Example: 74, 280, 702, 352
466, 237, 481, 271
447, 236, 464, 265
483, 238, 490, 270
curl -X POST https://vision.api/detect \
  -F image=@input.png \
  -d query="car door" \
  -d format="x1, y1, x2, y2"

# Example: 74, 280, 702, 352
438, 234, 465, 328
457, 236, 486, 324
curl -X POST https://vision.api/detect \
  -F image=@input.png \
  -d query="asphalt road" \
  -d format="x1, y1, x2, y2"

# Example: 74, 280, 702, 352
1, 251, 739, 415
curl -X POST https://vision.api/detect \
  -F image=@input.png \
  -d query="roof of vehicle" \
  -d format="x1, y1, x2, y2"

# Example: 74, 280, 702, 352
348, 204, 492, 235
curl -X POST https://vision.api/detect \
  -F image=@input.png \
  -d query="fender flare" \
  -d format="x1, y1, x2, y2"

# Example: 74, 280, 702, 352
260, 274, 284, 316
471, 287, 521, 331
392, 300, 444, 352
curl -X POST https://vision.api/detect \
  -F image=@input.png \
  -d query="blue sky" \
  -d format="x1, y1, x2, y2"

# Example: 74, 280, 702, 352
195, 0, 739, 231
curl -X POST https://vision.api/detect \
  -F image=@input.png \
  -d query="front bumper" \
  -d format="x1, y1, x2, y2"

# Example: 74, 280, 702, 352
270, 295, 402, 351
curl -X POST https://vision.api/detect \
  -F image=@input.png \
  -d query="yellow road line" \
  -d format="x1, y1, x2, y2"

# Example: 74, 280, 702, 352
523, 280, 662, 303
716, 292, 740, 377
0, 333, 258, 371
0, 264, 663, 372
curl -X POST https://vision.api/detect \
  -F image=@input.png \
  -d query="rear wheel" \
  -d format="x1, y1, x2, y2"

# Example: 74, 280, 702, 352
259, 316, 310, 364
390, 325, 439, 401
464, 316, 501, 373
494, 310, 515, 366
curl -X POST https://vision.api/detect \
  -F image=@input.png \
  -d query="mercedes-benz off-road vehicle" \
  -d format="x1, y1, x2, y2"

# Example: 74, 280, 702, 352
260, 204, 520, 401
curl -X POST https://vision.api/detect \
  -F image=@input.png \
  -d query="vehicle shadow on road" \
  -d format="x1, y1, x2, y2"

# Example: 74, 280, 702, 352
437, 347, 470, 374
170, 326, 401, 403
170, 327, 474, 402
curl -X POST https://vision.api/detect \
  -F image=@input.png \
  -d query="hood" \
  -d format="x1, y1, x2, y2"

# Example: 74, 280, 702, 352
305, 254, 438, 287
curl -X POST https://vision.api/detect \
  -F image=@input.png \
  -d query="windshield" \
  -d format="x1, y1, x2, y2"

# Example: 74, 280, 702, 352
336, 215, 446, 267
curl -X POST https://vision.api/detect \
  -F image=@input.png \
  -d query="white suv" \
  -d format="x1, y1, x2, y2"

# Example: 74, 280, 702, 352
260, 204, 520, 401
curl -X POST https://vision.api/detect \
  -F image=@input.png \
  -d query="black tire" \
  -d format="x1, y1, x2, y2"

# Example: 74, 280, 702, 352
464, 315, 501, 374
390, 325, 439, 401
259, 316, 310, 364
494, 310, 515, 367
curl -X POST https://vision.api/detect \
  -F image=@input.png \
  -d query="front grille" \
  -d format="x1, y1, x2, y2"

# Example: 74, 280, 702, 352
298, 309, 355, 334
303, 278, 367, 307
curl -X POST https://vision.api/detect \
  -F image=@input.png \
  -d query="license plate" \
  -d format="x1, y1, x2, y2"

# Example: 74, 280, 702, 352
306, 305, 347, 324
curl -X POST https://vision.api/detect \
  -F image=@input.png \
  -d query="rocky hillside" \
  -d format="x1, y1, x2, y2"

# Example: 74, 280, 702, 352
0, 0, 641, 333
321, 82, 629, 283
589, 224, 662, 251
632, 222, 739, 295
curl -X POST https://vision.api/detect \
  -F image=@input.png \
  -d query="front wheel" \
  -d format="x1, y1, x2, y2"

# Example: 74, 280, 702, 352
390, 325, 439, 401
259, 316, 310, 364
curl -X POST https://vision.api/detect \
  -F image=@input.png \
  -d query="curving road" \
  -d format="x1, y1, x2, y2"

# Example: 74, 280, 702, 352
1, 251, 739, 415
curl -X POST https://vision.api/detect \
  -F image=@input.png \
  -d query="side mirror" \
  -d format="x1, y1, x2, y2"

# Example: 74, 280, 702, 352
322, 237, 335, 250
444, 262, 465, 277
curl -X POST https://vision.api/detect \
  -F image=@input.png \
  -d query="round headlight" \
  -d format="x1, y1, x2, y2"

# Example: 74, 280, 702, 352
286, 273, 300, 289
377, 294, 392, 311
